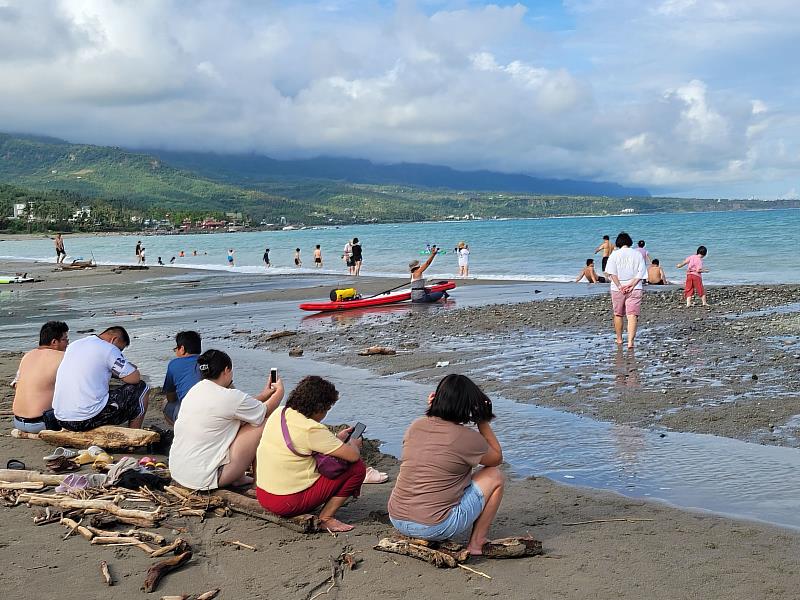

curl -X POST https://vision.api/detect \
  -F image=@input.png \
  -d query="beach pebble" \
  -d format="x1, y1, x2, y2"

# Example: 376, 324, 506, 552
289, 348, 304, 357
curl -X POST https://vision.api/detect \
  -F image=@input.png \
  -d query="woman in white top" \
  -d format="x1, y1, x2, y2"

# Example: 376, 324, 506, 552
169, 349, 284, 491
457, 241, 470, 277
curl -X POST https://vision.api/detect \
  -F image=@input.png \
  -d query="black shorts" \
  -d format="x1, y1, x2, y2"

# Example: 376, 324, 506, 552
346, 258, 355, 267
56, 249, 66, 256
601, 256, 609, 271
314, 257, 321, 264
60, 381, 149, 432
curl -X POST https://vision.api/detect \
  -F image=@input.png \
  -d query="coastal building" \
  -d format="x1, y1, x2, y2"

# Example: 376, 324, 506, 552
12, 203, 27, 219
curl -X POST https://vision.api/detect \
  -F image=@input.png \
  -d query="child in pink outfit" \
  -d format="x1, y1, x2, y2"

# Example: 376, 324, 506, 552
676, 245, 709, 307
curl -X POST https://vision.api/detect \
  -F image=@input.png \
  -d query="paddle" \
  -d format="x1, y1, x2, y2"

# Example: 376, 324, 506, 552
363, 280, 411, 299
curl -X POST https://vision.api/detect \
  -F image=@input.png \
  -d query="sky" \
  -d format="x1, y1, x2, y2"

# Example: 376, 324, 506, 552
0, 0, 799, 198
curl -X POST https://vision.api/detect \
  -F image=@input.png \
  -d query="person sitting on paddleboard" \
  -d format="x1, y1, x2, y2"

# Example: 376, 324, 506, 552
409, 247, 449, 304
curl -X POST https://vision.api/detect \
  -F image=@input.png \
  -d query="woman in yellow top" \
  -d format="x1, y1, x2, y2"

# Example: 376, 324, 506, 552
256, 376, 366, 532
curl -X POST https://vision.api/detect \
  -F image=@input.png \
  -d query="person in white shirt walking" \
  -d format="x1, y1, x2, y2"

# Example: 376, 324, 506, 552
604, 232, 647, 349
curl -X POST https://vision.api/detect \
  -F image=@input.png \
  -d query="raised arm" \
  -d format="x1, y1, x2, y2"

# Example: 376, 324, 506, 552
255, 377, 285, 417
418, 246, 439, 274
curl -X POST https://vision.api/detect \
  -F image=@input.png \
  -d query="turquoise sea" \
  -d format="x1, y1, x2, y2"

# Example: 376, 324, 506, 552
1, 209, 798, 284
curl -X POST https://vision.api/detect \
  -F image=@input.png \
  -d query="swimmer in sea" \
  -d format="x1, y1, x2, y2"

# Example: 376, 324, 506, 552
294, 248, 302, 267
263, 248, 271, 268
594, 235, 613, 273
313, 245, 322, 267
227, 249, 235, 267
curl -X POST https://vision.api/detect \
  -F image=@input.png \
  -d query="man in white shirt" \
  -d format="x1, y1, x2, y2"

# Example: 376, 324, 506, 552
604, 232, 647, 349
53, 326, 150, 431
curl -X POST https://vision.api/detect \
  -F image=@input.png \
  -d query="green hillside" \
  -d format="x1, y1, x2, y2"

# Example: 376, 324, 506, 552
1, 133, 797, 230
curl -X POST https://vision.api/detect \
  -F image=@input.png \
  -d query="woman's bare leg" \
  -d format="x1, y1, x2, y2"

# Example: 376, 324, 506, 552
218, 421, 267, 488
466, 466, 505, 555
318, 496, 354, 532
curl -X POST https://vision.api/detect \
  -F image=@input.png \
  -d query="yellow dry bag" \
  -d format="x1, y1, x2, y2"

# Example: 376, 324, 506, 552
330, 287, 358, 302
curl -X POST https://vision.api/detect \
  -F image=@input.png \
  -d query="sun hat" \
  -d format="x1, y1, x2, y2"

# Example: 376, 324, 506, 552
409, 259, 420, 271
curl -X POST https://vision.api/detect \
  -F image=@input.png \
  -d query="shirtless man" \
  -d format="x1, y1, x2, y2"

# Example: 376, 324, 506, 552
594, 235, 614, 273
54, 234, 66, 264
647, 259, 669, 285
11, 321, 69, 433
575, 258, 606, 283
314, 245, 323, 267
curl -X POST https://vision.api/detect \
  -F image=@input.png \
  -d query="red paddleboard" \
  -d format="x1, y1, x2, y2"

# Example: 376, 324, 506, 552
299, 281, 456, 312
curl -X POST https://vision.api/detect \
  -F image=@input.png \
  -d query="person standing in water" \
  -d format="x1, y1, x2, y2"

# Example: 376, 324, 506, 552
54, 234, 66, 264
605, 232, 647, 349
351, 238, 363, 276
263, 248, 271, 268
409, 247, 448, 303
342, 240, 353, 275
457, 241, 470, 277
594, 235, 613, 273
294, 248, 302, 267
636, 240, 651, 264
227, 249, 235, 267
135, 240, 142, 265
314, 245, 323, 268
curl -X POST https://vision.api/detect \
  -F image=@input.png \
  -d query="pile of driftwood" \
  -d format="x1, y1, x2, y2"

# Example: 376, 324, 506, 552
375, 534, 543, 569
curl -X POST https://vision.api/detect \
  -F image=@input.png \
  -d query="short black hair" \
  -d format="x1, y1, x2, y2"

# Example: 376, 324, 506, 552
638, 240, 645, 247
615, 232, 633, 248
316, 244, 320, 249
286, 376, 339, 418
352, 237, 359, 244
603, 235, 610, 240
295, 248, 300, 252
586, 258, 594, 266
197, 349, 232, 380
101, 326, 130, 347
651, 258, 660, 265
426, 374, 495, 425
40, 321, 68, 346
697, 245, 707, 256
175, 331, 202, 355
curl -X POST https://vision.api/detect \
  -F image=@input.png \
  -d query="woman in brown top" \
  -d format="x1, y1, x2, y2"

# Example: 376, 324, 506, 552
388, 374, 504, 555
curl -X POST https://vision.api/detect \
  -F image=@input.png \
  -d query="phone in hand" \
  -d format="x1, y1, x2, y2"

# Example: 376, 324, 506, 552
270, 368, 278, 385
344, 422, 366, 443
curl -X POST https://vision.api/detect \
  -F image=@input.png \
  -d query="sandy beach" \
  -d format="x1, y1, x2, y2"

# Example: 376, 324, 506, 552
1, 264, 799, 599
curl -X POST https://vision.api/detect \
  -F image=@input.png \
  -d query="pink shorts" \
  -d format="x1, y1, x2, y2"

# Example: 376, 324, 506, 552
611, 289, 643, 317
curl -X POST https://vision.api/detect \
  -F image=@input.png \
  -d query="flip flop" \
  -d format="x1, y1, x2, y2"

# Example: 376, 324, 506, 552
43, 447, 79, 461
55, 473, 89, 493
6, 459, 26, 470
46, 455, 81, 473
364, 466, 389, 484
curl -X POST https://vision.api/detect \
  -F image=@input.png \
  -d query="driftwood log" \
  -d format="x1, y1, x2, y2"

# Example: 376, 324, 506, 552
12, 426, 159, 449
374, 537, 461, 568
211, 489, 320, 533
0, 469, 67, 486
18, 494, 163, 527
100, 560, 113, 586
92, 536, 156, 554
142, 551, 192, 593
358, 346, 397, 356
375, 535, 543, 567
60, 517, 94, 540
150, 537, 189, 558
264, 330, 297, 341
0, 481, 45, 490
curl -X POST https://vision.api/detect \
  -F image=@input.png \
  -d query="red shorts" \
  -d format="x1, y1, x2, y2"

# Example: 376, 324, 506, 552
256, 459, 366, 517
684, 274, 704, 298
611, 289, 643, 317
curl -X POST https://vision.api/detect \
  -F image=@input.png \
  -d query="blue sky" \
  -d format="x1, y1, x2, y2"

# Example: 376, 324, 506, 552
0, 0, 798, 199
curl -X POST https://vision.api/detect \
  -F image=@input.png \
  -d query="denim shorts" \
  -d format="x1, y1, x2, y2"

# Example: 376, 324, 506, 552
12, 416, 47, 434
390, 482, 485, 541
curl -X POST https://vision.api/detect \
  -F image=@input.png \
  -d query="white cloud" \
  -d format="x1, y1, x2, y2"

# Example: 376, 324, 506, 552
0, 0, 798, 197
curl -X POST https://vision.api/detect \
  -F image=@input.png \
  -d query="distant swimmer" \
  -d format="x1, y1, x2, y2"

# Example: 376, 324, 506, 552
294, 248, 302, 267
227, 249, 235, 267
677, 245, 709, 307
169, 256, 176, 264
409, 247, 448, 303
575, 258, 606, 283
263, 248, 271, 268
54, 233, 66, 264
647, 259, 669, 285
179, 250, 185, 258
193, 250, 197, 256
594, 235, 613, 273
314, 245, 322, 267
636, 240, 651, 264
158, 257, 164, 266
457, 241, 470, 277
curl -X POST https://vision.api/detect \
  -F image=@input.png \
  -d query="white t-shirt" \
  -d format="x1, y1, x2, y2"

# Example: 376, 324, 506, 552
169, 379, 267, 490
458, 248, 470, 266
605, 246, 647, 292
53, 336, 137, 421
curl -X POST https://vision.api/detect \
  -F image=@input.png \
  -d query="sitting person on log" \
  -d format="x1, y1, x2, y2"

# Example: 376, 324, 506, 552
162, 330, 202, 426
255, 376, 366, 533
169, 349, 283, 490
388, 374, 504, 555
12, 321, 70, 433
53, 326, 151, 431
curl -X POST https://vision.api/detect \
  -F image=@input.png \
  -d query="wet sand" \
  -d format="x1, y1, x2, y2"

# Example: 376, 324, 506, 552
2, 268, 800, 598
259, 284, 800, 446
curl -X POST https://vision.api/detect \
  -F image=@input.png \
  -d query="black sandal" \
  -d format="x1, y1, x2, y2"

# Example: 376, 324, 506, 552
6, 459, 26, 470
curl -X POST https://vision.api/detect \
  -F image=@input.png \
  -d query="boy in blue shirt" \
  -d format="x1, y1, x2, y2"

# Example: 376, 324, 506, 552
163, 331, 202, 425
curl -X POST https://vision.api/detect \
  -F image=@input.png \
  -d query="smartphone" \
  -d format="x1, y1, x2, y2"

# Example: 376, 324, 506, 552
344, 422, 366, 443
270, 368, 278, 384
